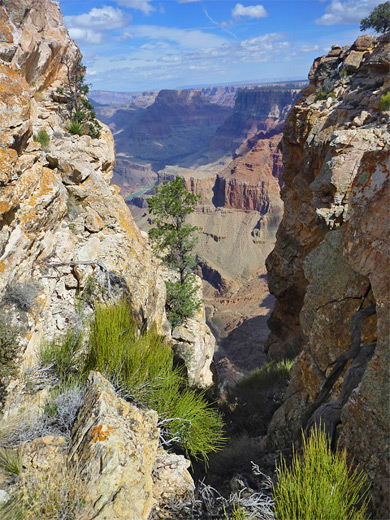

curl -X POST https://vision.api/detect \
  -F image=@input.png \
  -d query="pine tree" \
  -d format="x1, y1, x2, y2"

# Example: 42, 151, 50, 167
148, 177, 201, 328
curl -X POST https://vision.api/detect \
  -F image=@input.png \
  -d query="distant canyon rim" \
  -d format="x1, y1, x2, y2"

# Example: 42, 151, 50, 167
92, 82, 305, 383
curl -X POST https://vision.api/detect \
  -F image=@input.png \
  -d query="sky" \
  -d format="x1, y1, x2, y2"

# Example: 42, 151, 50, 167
58, 0, 383, 92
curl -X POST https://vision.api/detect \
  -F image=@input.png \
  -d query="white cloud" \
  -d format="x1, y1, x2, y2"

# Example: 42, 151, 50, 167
116, 0, 155, 15
316, 0, 381, 25
131, 25, 228, 49
64, 6, 129, 31
301, 44, 320, 52
114, 31, 135, 41
68, 28, 105, 45
232, 3, 268, 19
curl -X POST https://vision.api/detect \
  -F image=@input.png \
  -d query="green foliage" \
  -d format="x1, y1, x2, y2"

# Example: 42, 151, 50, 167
57, 56, 101, 139
0, 317, 20, 382
0, 447, 21, 475
273, 425, 370, 520
148, 177, 201, 327
224, 501, 252, 520
88, 119, 102, 139
67, 120, 84, 136
223, 360, 293, 436
316, 88, 336, 101
379, 91, 390, 111
33, 129, 50, 150
165, 276, 201, 328
40, 331, 83, 384
83, 299, 225, 461
360, 2, 390, 33
0, 464, 86, 520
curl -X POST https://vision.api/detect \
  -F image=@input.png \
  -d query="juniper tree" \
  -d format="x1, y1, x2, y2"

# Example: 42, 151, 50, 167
148, 177, 201, 328
57, 55, 101, 138
360, 2, 390, 34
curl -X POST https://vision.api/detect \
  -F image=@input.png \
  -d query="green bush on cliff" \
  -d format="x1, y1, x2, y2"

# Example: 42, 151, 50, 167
33, 129, 50, 150
57, 56, 101, 138
83, 299, 225, 461
273, 425, 370, 520
379, 91, 390, 111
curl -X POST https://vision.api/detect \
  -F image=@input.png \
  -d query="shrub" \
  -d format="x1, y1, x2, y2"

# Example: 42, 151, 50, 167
0, 463, 86, 520
88, 120, 102, 139
67, 120, 84, 136
3, 280, 41, 312
273, 425, 370, 520
0, 317, 21, 386
166, 276, 201, 328
33, 129, 50, 150
223, 360, 293, 436
40, 331, 84, 384
0, 447, 21, 475
1, 384, 85, 447
224, 501, 252, 520
83, 299, 225, 461
379, 91, 390, 112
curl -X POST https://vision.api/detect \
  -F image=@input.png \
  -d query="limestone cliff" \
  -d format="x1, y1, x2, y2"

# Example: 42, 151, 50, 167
265, 34, 390, 517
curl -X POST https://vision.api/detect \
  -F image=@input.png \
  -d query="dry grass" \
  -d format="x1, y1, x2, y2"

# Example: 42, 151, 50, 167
1, 463, 86, 520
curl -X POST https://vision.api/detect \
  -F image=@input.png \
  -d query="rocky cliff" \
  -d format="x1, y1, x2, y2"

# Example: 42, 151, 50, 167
0, 1, 217, 516
265, 34, 390, 517
210, 87, 300, 155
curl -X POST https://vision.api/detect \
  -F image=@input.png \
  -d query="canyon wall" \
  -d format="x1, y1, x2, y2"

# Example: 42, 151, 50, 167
265, 34, 390, 517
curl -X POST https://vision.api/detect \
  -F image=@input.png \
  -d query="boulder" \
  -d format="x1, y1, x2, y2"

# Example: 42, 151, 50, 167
68, 372, 160, 520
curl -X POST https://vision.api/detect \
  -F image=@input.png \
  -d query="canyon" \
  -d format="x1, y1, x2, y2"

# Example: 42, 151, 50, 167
0, 0, 389, 518
96, 85, 301, 381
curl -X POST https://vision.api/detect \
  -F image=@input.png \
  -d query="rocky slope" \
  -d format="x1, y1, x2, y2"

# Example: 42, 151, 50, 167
0, 1, 216, 516
265, 34, 390, 517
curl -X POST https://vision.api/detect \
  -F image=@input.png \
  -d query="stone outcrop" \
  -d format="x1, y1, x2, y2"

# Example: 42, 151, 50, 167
265, 33, 390, 517
69, 372, 160, 520
12, 373, 194, 520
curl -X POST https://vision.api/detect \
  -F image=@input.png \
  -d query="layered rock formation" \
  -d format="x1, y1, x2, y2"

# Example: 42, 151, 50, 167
265, 34, 390, 517
210, 88, 301, 155
95, 89, 233, 185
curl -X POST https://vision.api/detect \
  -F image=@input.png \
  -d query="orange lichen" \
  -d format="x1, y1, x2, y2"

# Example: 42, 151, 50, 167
91, 424, 115, 442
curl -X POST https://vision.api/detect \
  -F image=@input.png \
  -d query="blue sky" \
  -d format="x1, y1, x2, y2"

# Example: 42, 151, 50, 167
58, 0, 383, 92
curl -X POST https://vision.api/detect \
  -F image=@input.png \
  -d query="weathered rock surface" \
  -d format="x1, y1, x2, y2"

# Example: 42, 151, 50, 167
265, 33, 390, 517
69, 372, 160, 520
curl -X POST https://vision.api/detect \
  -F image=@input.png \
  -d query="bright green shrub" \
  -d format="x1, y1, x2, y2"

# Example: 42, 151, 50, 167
83, 299, 225, 461
67, 120, 84, 136
40, 331, 83, 384
379, 91, 390, 111
33, 129, 50, 150
273, 425, 370, 520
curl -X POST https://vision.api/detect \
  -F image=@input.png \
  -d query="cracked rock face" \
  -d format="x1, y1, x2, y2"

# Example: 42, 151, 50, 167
265, 33, 389, 517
